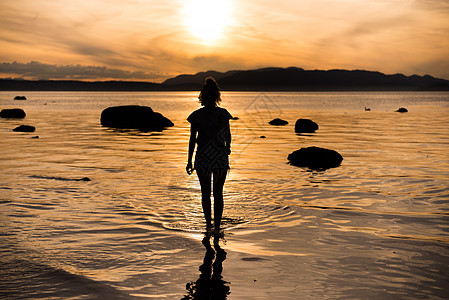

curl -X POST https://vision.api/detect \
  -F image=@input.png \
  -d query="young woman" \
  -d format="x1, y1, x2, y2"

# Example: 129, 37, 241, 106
186, 77, 232, 235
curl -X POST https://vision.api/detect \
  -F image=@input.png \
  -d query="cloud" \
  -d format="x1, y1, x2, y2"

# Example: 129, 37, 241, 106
0, 61, 165, 81
1, 0, 448, 81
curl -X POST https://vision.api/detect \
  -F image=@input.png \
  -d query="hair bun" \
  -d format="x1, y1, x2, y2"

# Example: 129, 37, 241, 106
205, 77, 216, 86
199, 77, 221, 106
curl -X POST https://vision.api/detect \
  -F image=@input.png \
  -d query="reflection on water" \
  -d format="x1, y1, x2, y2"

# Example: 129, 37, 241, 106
183, 235, 230, 300
0, 91, 448, 298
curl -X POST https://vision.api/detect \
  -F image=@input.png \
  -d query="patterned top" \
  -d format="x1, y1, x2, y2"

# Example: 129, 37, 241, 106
187, 106, 232, 152
187, 107, 232, 174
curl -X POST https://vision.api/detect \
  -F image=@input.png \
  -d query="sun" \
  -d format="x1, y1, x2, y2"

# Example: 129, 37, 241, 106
182, 0, 233, 45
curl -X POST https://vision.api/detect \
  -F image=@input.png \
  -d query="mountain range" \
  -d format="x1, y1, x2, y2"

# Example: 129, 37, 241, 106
1, 67, 449, 91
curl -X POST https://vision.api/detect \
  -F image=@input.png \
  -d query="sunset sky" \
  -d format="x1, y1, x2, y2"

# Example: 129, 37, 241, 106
1, 0, 448, 82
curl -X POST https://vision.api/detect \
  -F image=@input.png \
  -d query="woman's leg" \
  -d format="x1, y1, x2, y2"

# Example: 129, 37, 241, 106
197, 170, 212, 229
212, 171, 227, 233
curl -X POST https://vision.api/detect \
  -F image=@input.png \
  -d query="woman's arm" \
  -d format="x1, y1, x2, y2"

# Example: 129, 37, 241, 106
186, 125, 197, 174
225, 123, 231, 154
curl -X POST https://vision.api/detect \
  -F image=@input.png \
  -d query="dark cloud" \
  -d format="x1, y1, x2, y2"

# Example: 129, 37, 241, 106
0, 61, 165, 81
190, 55, 254, 71
414, 0, 449, 13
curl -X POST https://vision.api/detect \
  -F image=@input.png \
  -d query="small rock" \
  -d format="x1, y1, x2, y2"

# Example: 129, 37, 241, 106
269, 118, 288, 126
396, 107, 408, 113
0, 108, 26, 118
294, 119, 319, 133
14, 96, 27, 100
260, 135, 266, 138
31, 136, 40, 139
288, 146, 343, 169
13, 125, 35, 132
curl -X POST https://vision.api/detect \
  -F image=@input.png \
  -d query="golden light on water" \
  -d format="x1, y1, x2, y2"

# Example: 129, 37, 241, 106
182, 0, 234, 45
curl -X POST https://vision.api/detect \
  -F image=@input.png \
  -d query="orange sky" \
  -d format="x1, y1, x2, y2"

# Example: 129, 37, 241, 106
1, 0, 448, 82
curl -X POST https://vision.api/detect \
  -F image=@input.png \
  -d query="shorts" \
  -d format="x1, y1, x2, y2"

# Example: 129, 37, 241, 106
195, 143, 229, 176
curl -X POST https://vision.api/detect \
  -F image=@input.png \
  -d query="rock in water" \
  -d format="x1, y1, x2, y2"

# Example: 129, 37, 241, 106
396, 107, 408, 113
14, 96, 27, 100
269, 118, 288, 126
288, 146, 343, 169
13, 125, 35, 132
0, 108, 26, 118
100, 105, 174, 131
294, 119, 319, 133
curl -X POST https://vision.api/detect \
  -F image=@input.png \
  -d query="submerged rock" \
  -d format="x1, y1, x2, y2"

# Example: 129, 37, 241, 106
396, 107, 408, 113
14, 96, 27, 100
294, 119, 318, 133
269, 118, 288, 126
13, 125, 35, 132
288, 146, 343, 169
0, 108, 26, 118
30, 175, 91, 181
100, 105, 174, 131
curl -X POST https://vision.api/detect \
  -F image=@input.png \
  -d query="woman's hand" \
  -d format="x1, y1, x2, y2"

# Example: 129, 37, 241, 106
224, 146, 231, 155
186, 162, 193, 175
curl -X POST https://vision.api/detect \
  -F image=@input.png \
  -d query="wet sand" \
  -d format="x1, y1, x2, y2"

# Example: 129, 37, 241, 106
5, 229, 446, 299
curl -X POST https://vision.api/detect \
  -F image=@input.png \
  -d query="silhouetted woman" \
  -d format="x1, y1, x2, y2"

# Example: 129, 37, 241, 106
186, 77, 232, 235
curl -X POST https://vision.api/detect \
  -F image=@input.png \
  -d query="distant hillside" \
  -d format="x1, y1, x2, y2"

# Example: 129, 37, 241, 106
170, 67, 449, 91
0, 79, 162, 91
1, 67, 449, 91
162, 70, 238, 88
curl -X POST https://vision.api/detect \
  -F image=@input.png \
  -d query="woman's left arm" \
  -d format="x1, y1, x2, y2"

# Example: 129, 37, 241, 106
225, 122, 231, 155
186, 125, 197, 175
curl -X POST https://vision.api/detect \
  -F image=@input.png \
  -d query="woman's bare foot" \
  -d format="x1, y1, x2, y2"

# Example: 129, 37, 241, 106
202, 235, 215, 254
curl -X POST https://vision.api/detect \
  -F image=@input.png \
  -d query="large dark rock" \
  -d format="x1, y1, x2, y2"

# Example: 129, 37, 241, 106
288, 146, 343, 169
269, 118, 288, 126
100, 105, 174, 131
0, 108, 26, 118
13, 125, 35, 132
295, 119, 318, 133
396, 107, 408, 113
14, 96, 27, 100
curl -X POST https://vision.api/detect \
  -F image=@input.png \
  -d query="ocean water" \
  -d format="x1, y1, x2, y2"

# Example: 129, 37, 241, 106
0, 91, 448, 299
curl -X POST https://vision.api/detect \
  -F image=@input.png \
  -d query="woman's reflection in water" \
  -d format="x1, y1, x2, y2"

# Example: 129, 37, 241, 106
183, 234, 230, 299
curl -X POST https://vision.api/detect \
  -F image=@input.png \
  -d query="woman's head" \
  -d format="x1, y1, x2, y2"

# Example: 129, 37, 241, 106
199, 77, 221, 107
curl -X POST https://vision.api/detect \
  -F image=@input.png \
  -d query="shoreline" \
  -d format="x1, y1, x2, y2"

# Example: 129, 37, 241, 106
2, 221, 448, 299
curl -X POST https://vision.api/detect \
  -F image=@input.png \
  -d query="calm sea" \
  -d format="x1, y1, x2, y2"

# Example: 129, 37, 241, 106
1, 91, 448, 299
